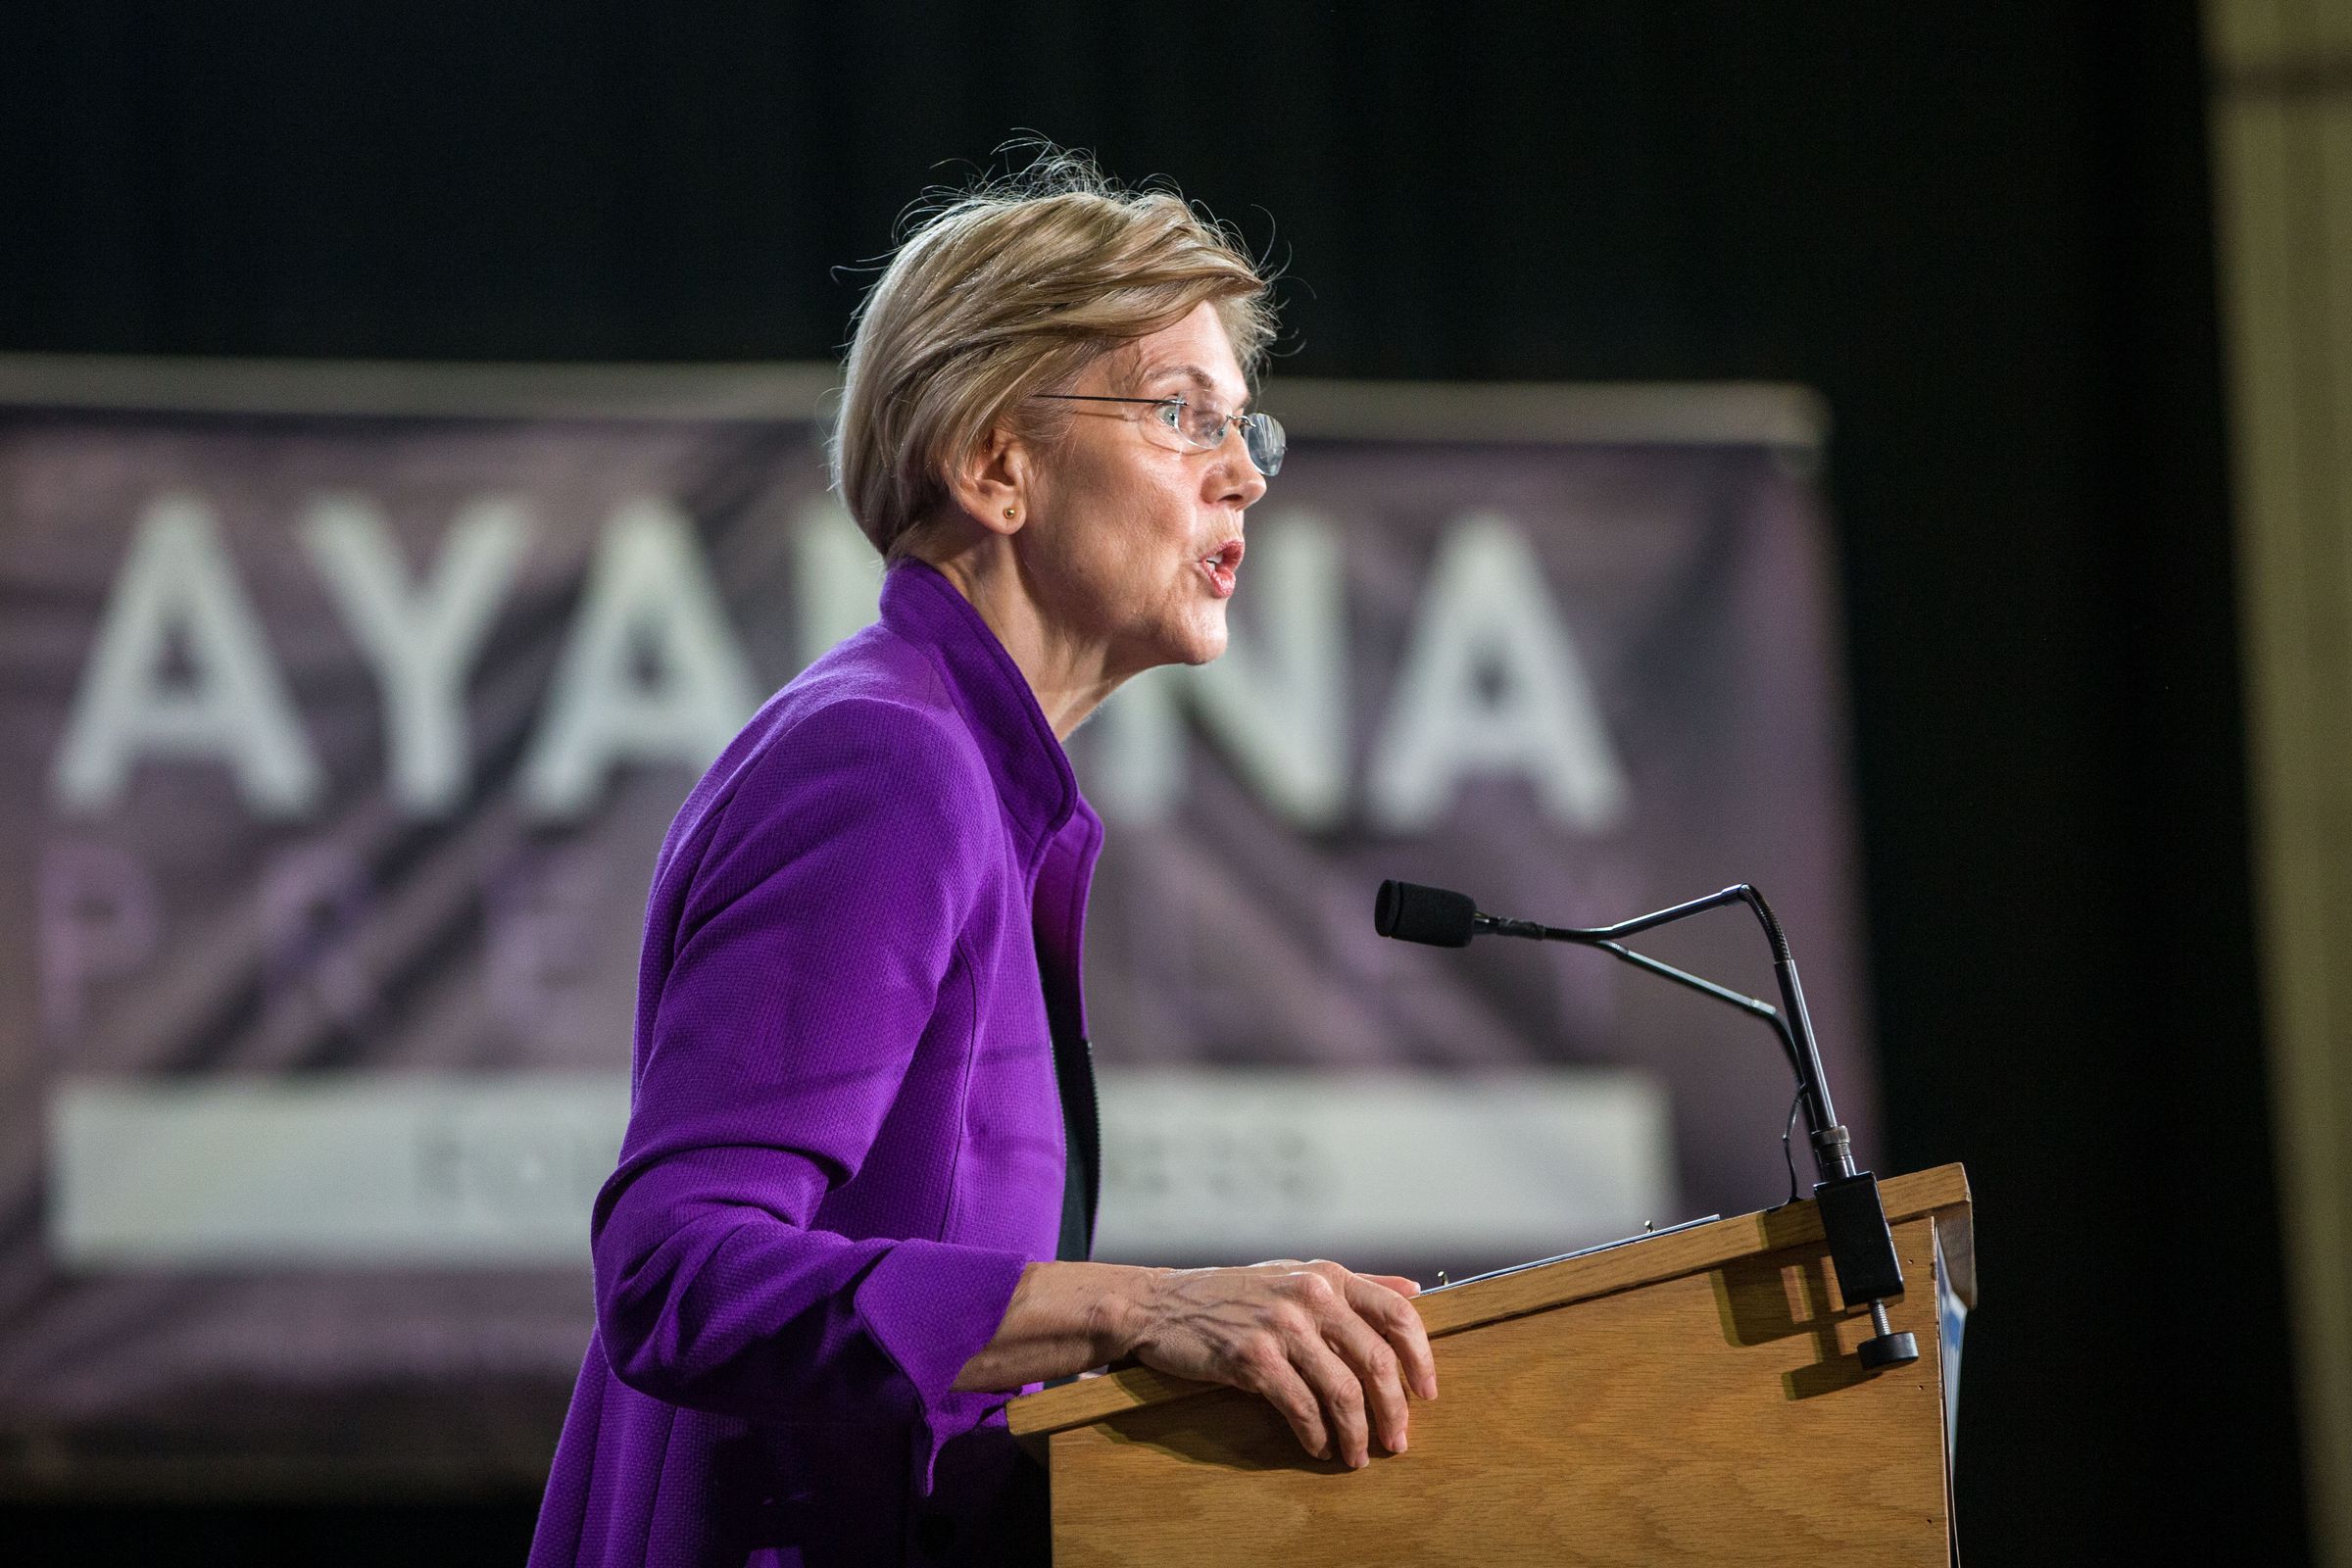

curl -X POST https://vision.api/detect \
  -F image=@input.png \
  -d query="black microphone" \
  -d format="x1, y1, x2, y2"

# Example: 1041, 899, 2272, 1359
1372, 879, 1477, 947
1375, 880, 1787, 1050
1371, 875, 1919, 1372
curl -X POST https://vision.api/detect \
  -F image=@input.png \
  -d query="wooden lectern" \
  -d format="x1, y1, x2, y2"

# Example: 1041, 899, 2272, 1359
1009, 1162, 1973, 1566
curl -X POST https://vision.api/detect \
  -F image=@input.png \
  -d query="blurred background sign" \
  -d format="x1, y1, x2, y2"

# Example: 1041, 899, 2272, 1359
0, 362, 1868, 1484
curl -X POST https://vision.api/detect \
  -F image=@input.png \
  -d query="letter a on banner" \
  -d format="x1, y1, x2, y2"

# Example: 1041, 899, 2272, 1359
53, 495, 322, 817
790, 497, 883, 668
520, 499, 759, 818
1367, 513, 1629, 834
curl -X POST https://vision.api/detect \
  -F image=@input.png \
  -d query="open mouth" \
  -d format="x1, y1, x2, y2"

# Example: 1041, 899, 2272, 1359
1199, 539, 1245, 599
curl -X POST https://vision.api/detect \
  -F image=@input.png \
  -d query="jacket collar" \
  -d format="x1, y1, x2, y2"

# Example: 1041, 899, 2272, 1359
879, 558, 1081, 868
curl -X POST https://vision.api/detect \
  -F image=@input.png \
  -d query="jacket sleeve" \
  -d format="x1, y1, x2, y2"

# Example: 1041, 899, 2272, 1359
589, 697, 1033, 1489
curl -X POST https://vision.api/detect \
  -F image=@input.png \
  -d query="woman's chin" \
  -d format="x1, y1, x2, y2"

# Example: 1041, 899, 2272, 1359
1174, 610, 1231, 666
1114, 604, 1229, 673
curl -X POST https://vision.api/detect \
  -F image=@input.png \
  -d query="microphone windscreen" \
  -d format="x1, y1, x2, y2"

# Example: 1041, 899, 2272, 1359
1374, 880, 1478, 948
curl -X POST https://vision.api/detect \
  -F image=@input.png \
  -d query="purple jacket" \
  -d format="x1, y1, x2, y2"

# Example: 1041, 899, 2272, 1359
528, 559, 1104, 1567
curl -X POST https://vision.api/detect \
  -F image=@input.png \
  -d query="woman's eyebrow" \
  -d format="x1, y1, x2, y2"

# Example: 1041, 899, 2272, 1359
1141, 363, 1249, 408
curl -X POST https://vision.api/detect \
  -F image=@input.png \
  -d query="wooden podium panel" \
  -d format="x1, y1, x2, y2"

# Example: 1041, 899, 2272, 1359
1012, 1164, 1972, 1567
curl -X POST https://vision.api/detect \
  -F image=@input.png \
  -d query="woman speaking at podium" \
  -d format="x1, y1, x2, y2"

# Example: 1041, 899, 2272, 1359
527, 152, 1437, 1567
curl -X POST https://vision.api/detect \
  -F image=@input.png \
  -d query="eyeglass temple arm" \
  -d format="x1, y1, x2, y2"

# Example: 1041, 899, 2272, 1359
1031, 394, 1178, 406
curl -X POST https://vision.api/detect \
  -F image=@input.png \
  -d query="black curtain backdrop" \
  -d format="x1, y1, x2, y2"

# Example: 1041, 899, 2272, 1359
0, 3, 2307, 1564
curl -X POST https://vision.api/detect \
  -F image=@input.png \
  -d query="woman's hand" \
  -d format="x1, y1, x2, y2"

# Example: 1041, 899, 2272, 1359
1113, 1259, 1438, 1468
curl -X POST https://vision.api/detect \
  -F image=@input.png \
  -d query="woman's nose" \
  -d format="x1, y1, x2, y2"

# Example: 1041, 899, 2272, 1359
1217, 431, 1269, 507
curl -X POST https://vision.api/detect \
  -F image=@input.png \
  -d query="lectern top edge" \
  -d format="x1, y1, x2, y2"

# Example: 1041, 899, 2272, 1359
1006, 1160, 1972, 1440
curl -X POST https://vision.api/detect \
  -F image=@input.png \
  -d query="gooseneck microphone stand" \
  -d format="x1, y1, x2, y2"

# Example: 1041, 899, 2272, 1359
1374, 878, 1919, 1371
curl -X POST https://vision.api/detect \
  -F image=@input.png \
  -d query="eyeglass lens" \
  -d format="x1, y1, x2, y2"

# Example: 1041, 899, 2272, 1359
1179, 403, 1284, 476
1151, 394, 1287, 477
1242, 412, 1286, 476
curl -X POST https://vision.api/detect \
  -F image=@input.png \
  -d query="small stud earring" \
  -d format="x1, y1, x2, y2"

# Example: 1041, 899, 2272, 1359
1004, 507, 1017, 520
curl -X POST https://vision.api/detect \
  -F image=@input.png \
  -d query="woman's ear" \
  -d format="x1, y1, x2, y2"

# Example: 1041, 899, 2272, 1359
945, 422, 1033, 538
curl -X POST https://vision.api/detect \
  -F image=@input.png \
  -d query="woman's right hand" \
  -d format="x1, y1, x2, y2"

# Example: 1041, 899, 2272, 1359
1112, 1259, 1439, 1468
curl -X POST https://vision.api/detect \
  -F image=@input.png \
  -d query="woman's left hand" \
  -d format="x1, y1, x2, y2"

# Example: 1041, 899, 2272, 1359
1109, 1257, 1438, 1468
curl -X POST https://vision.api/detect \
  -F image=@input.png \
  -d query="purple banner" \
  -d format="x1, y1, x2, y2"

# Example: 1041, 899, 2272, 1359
0, 363, 1869, 1487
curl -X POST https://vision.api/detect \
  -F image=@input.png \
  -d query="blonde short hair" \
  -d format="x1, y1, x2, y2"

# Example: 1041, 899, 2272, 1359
829, 150, 1278, 560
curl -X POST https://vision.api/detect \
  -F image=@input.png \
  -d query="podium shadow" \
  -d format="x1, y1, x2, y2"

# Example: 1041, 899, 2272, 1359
1712, 1211, 1875, 1401
1099, 1391, 1355, 1474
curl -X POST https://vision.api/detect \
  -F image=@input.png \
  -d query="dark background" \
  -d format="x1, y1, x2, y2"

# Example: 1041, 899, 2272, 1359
0, 2, 2304, 1563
